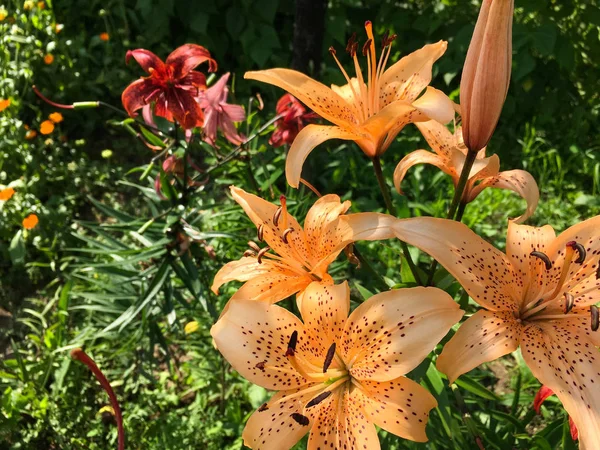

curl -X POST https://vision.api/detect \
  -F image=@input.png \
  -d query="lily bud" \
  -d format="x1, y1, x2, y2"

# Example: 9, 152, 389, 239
460, 0, 514, 153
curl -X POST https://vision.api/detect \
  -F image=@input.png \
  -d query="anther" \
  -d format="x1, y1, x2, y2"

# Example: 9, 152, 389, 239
591, 305, 599, 332
530, 251, 552, 270
346, 32, 357, 54
290, 413, 310, 426
567, 241, 586, 264
306, 391, 332, 408
257, 247, 270, 264
350, 42, 358, 58
273, 207, 282, 228
248, 241, 261, 252
257, 224, 264, 242
596, 264, 600, 280
286, 330, 298, 357
323, 343, 336, 373
381, 30, 389, 49
258, 403, 268, 412
329, 46, 336, 55
243, 249, 257, 257
563, 293, 575, 314
362, 39, 373, 56
282, 227, 294, 244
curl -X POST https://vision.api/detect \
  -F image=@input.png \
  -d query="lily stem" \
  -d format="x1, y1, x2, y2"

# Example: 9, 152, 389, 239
372, 157, 423, 286
426, 149, 478, 286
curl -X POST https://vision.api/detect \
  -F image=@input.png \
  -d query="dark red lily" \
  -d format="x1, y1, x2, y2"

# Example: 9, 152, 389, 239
122, 44, 217, 130
534, 385, 579, 441
269, 93, 318, 147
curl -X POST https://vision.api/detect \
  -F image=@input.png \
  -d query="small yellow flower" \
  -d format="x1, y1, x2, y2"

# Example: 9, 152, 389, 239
0, 98, 10, 113
98, 405, 115, 416
0, 188, 15, 201
184, 321, 199, 335
40, 120, 55, 135
48, 112, 63, 123
23, 1, 34, 11
99, 32, 110, 41
0, 8, 8, 21
22, 214, 39, 229
43, 54, 54, 65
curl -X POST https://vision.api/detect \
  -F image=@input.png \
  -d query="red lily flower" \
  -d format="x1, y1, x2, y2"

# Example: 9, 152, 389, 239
534, 385, 578, 441
269, 94, 318, 147
122, 44, 217, 130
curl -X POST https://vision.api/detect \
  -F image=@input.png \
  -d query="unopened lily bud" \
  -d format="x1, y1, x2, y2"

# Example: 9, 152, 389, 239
460, 0, 514, 153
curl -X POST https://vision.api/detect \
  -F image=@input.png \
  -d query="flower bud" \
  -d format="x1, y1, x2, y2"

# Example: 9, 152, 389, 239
460, 0, 514, 153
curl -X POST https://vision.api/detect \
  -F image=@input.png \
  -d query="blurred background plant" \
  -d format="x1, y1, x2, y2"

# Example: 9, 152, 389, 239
0, 0, 599, 449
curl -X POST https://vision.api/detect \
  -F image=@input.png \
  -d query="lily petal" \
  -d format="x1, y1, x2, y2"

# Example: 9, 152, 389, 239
394, 150, 455, 194
437, 310, 520, 384
361, 377, 437, 442
308, 386, 380, 450
521, 323, 600, 450
285, 124, 361, 188
229, 272, 310, 304
245, 68, 359, 128
125, 49, 165, 74
303, 194, 351, 262
166, 44, 216, 79
411, 87, 455, 125
179, 71, 207, 92
121, 78, 160, 118
380, 41, 448, 105
414, 120, 457, 159
243, 387, 317, 450
342, 287, 463, 382
212, 257, 300, 294
393, 217, 522, 311
468, 169, 540, 223
164, 88, 204, 129
299, 281, 350, 357
210, 299, 307, 390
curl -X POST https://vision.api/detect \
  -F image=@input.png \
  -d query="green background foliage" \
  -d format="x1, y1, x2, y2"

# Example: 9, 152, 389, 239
1, 0, 599, 449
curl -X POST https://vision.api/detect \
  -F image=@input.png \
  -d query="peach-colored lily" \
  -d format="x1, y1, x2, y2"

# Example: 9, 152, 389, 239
212, 186, 395, 304
211, 281, 463, 449
393, 120, 539, 223
393, 216, 600, 450
245, 22, 454, 188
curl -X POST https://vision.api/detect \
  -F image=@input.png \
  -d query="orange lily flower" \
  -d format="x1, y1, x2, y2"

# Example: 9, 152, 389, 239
393, 120, 539, 223
393, 216, 600, 449
211, 281, 463, 449
212, 186, 395, 304
245, 21, 454, 188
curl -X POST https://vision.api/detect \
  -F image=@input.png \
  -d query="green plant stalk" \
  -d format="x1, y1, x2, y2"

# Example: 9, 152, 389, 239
372, 157, 423, 286
426, 149, 478, 285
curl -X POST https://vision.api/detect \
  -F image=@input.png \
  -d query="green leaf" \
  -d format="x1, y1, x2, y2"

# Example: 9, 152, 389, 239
455, 375, 501, 401
139, 126, 167, 148
9, 230, 25, 265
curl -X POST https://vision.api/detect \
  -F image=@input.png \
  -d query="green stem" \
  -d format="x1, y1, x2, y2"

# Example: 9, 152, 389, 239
372, 157, 423, 286
352, 246, 389, 293
426, 150, 478, 286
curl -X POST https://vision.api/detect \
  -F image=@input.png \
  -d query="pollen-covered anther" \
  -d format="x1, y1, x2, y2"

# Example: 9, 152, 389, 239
323, 343, 336, 373
362, 38, 373, 56
273, 206, 283, 228
257, 224, 264, 242
285, 330, 298, 357
306, 390, 332, 408
258, 403, 268, 412
591, 305, 599, 332
290, 413, 310, 426
563, 292, 575, 314
243, 249, 257, 257
282, 227, 294, 244
596, 264, 600, 280
567, 241, 586, 264
345, 32, 357, 54
248, 241, 261, 253
329, 46, 336, 56
530, 251, 552, 270
257, 246, 271, 264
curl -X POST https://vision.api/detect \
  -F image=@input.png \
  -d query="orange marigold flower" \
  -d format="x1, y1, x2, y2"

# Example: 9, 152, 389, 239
25, 130, 37, 139
100, 32, 109, 41
48, 112, 63, 123
55, 23, 64, 33
44, 54, 54, 65
0, 8, 7, 21
0, 188, 15, 201
0, 98, 10, 112
22, 214, 39, 229
37, 1, 45, 9
40, 120, 55, 134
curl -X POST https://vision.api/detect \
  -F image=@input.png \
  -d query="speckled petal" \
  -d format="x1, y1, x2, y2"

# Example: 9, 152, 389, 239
307, 385, 381, 450
212, 257, 293, 294
210, 299, 307, 390
437, 310, 521, 384
342, 287, 463, 382
230, 186, 310, 266
414, 120, 456, 159
393, 150, 455, 194
394, 217, 522, 311
230, 272, 311, 304
467, 170, 540, 224
245, 69, 359, 128
303, 194, 351, 263
285, 125, 361, 188
361, 376, 437, 442
243, 387, 318, 450
521, 323, 600, 450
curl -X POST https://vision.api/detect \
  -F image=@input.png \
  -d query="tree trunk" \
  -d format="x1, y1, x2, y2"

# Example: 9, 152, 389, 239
292, 0, 327, 77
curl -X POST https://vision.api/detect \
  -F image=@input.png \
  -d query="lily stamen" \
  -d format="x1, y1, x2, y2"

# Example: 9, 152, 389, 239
591, 305, 599, 332
563, 292, 575, 314
323, 343, 336, 373
281, 227, 294, 244
256, 246, 271, 264
257, 224, 264, 241
329, 46, 365, 122
530, 251, 552, 270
